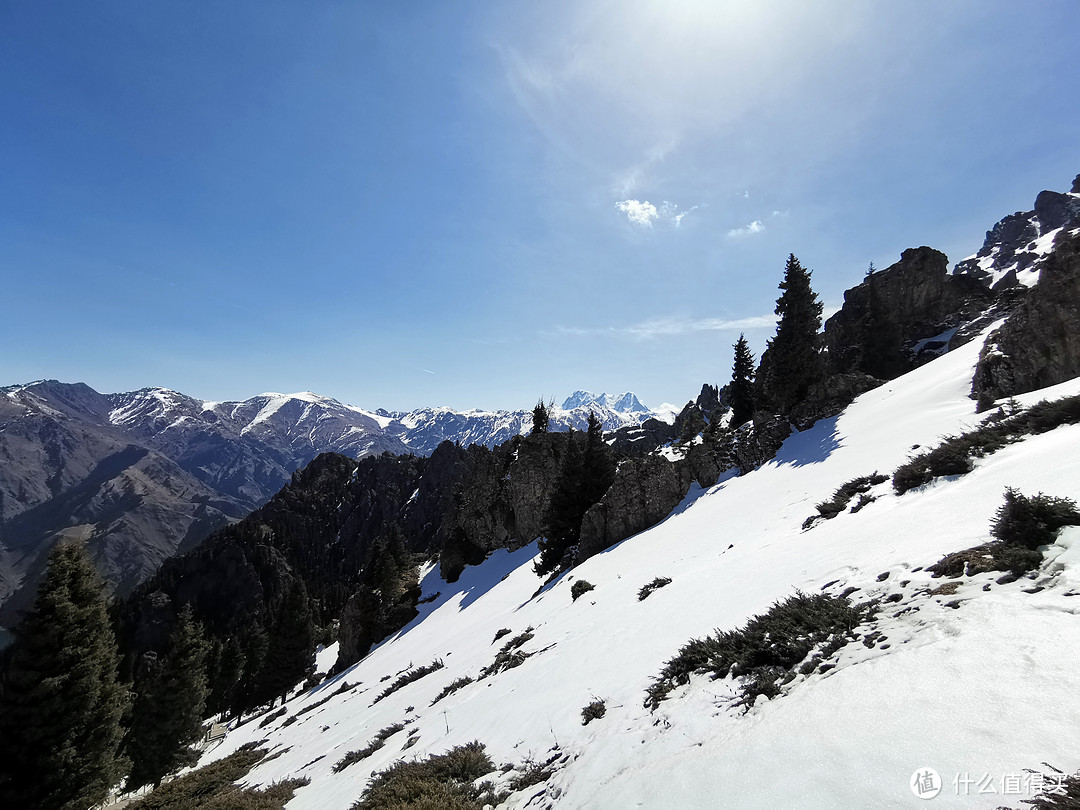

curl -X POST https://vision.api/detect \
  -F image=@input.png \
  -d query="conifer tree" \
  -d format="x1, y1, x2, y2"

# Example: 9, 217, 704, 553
531, 399, 549, 435
255, 579, 315, 706
536, 431, 585, 575
730, 334, 757, 428
759, 254, 825, 413
207, 635, 246, 717
231, 625, 268, 717
0, 541, 129, 809
582, 411, 616, 505
125, 603, 210, 790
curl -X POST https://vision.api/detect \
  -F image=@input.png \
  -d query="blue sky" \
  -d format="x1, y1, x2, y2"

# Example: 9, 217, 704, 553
2, 1, 1078, 412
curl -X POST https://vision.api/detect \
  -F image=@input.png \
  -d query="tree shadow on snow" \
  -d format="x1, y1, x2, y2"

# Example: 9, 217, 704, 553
771, 415, 842, 467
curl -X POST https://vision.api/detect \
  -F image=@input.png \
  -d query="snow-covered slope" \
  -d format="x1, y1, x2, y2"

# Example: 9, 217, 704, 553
199, 328, 1080, 808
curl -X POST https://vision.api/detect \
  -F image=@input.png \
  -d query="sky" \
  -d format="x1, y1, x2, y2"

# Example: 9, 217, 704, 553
2, 0, 1078, 412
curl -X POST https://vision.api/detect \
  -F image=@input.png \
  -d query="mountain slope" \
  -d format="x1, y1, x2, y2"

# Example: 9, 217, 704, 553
195, 327, 1080, 809
0, 383, 664, 627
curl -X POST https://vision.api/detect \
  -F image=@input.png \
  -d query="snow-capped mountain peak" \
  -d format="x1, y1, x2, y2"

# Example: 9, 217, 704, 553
559, 390, 649, 414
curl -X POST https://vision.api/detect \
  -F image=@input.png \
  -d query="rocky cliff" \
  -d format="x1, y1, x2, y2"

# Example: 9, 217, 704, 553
972, 229, 1080, 401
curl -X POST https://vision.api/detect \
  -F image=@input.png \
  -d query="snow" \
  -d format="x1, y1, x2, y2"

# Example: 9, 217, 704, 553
196, 326, 1080, 809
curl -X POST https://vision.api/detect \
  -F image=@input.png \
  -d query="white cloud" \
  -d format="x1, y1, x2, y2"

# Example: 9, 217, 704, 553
615, 199, 660, 227
551, 313, 776, 340
616, 199, 700, 229
727, 220, 765, 238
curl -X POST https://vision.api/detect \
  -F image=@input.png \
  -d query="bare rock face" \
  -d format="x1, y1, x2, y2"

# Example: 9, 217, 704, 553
735, 415, 794, 474
788, 373, 882, 432
576, 455, 692, 564
972, 230, 1080, 400
824, 248, 992, 380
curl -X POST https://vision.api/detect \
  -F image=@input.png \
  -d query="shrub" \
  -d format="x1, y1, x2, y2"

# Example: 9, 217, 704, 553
332, 723, 406, 772
928, 489, 1080, 578
638, 577, 672, 600
372, 660, 444, 704
1021, 768, 1080, 808
491, 628, 511, 644
430, 677, 474, 707
581, 699, 606, 725
505, 753, 558, 792
478, 630, 535, 680
645, 592, 874, 709
571, 580, 595, 601
127, 745, 309, 810
258, 707, 287, 728
991, 488, 1080, 549
893, 393, 1080, 495
810, 473, 890, 523
351, 741, 497, 810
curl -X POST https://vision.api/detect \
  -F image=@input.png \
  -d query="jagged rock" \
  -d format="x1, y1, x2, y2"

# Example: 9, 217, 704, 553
607, 418, 677, 457
1034, 189, 1080, 232
695, 384, 720, 415
955, 176, 1080, 287
788, 373, 882, 432
972, 230, 1080, 400
1073, 174, 1080, 194
682, 441, 726, 489
824, 247, 992, 380
576, 455, 692, 564
735, 415, 793, 473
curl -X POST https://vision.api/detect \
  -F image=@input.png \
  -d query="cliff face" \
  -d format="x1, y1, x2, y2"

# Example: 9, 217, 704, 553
823, 247, 992, 380
972, 230, 1080, 401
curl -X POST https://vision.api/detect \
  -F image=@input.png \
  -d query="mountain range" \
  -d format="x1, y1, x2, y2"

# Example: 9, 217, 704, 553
117, 174, 1080, 809
0, 383, 665, 627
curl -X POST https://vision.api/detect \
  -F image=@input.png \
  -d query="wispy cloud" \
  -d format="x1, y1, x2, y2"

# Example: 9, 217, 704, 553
616, 199, 701, 229
551, 314, 776, 341
727, 220, 765, 238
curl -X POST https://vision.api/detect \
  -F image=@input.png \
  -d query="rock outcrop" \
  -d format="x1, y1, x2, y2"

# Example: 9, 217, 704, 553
823, 247, 992, 380
972, 230, 1080, 400
576, 455, 693, 564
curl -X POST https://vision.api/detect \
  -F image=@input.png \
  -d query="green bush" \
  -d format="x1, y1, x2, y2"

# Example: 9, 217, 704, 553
571, 580, 595, 601
645, 592, 874, 709
893, 393, 1080, 495
430, 677, 474, 707
478, 630, 535, 680
128, 745, 309, 810
638, 577, 672, 600
992, 488, 1080, 549
351, 741, 497, 810
928, 488, 1080, 578
809, 473, 890, 523
332, 723, 406, 772
372, 660, 444, 704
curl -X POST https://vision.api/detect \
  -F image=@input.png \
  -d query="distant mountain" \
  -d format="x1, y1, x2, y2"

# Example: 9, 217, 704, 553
0, 383, 665, 626
392, 391, 665, 455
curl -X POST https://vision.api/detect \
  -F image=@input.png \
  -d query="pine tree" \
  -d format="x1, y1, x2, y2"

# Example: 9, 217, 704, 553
730, 333, 756, 428
206, 635, 245, 717
125, 603, 210, 790
759, 254, 825, 413
531, 399, 549, 435
255, 579, 315, 706
0, 541, 129, 809
536, 431, 585, 575
582, 411, 616, 505
231, 625, 268, 717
